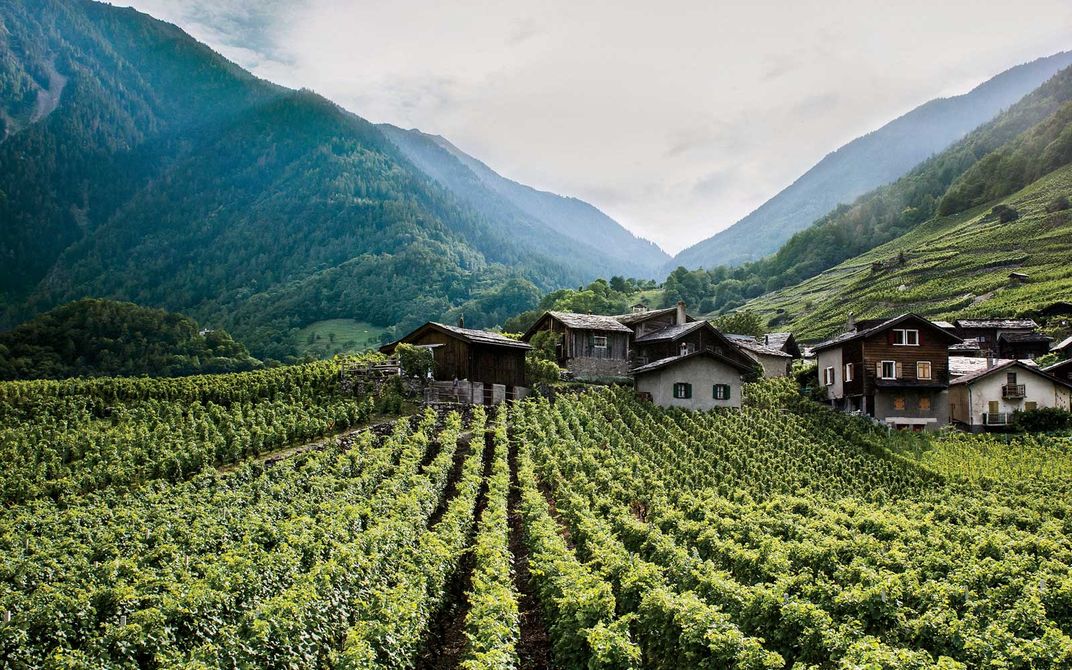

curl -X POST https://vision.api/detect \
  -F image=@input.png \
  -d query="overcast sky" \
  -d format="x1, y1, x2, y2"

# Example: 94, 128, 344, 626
115, 0, 1071, 254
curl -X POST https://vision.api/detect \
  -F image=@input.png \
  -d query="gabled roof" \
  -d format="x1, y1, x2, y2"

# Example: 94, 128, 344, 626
385, 322, 531, 353
813, 314, 962, 353
932, 321, 956, 331
997, 332, 1052, 344
733, 338, 793, 359
634, 320, 708, 343
1052, 335, 1072, 352
613, 306, 689, 326
1044, 358, 1072, 377
949, 337, 984, 352
524, 311, 632, 339
954, 318, 1039, 330
949, 356, 992, 378
951, 359, 1070, 388
631, 349, 755, 376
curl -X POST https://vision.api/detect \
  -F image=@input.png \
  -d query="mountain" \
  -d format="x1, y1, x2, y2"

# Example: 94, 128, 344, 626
744, 143, 1072, 340
380, 125, 668, 278
0, 298, 260, 379
675, 62, 1072, 317
673, 50, 1072, 271
0, 0, 655, 361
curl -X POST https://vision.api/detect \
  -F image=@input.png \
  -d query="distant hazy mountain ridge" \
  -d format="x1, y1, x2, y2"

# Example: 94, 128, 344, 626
381, 126, 668, 278
673, 50, 1072, 271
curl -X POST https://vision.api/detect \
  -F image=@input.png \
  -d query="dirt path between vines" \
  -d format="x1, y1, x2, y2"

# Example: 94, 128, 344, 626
216, 414, 403, 473
415, 430, 494, 670
507, 438, 552, 670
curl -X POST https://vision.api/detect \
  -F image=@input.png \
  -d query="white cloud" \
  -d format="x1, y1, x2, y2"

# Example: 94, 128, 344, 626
112, 0, 1072, 254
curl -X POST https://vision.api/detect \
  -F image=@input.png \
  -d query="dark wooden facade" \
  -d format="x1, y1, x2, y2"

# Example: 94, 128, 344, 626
816, 314, 961, 429
635, 326, 737, 364
1046, 359, 1072, 383
524, 312, 632, 367
384, 323, 529, 387
851, 325, 952, 397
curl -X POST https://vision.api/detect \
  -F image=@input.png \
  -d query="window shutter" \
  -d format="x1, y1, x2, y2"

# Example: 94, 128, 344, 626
876, 362, 883, 378
887, 330, 894, 345
724, 384, 730, 400
685, 383, 692, 399
895, 362, 903, 378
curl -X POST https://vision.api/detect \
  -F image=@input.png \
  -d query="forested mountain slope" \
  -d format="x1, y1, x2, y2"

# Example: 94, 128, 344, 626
673, 51, 1072, 270
0, 0, 648, 360
0, 298, 260, 379
675, 63, 1072, 316
746, 162, 1072, 339
381, 125, 668, 278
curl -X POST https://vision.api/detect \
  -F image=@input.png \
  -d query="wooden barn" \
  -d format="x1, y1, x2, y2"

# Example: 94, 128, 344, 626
382, 322, 530, 389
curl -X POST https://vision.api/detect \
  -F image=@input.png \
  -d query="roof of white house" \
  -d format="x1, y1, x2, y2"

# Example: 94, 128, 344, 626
950, 359, 1070, 388
632, 349, 755, 376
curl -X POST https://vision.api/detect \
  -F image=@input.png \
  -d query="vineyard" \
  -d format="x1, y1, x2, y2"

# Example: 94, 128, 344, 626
0, 374, 1070, 668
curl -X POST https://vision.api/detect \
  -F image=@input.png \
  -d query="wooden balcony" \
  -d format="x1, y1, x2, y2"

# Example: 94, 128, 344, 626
1002, 384, 1026, 399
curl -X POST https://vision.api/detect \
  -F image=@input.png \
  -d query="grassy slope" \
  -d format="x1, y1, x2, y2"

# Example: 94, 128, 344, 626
743, 164, 1072, 340
293, 319, 387, 357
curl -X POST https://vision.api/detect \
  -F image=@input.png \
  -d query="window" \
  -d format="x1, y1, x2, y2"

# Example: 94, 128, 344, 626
713, 384, 731, 400
892, 329, 920, 346
823, 367, 835, 386
919, 397, 931, 411
916, 361, 932, 380
844, 363, 854, 382
673, 382, 692, 399
894, 396, 906, 410
1006, 372, 1017, 385
679, 342, 693, 356
1025, 401, 1038, 411
592, 335, 608, 349
880, 361, 896, 379
988, 400, 1000, 415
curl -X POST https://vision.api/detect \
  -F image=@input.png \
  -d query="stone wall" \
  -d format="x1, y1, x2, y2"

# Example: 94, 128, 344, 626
567, 356, 631, 379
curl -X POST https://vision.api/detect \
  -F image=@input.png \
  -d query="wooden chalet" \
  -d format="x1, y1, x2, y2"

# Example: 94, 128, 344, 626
815, 314, 961, 431
953, 318, 1047, 359
633, 320, 755, 370
381, 322, 530, 398
522, 311, 634, 378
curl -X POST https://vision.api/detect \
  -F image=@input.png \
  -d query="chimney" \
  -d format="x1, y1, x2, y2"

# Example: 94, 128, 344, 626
846, 312, 856, 332
676, 301, 687, 325
458, 314, 465, 328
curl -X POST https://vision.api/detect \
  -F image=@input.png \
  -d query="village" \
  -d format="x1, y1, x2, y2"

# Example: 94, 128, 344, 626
377, 301, 1072, 433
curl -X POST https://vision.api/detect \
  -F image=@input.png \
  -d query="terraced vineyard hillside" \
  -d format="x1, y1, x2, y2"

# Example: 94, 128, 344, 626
744, 163, 1072, 340
1, 377, 1070, 668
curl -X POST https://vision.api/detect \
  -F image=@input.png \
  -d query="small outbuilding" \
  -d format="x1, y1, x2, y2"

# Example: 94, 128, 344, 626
949, 360, 1072, 431
381, 321, 531, 403
632, 350, 754, 411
